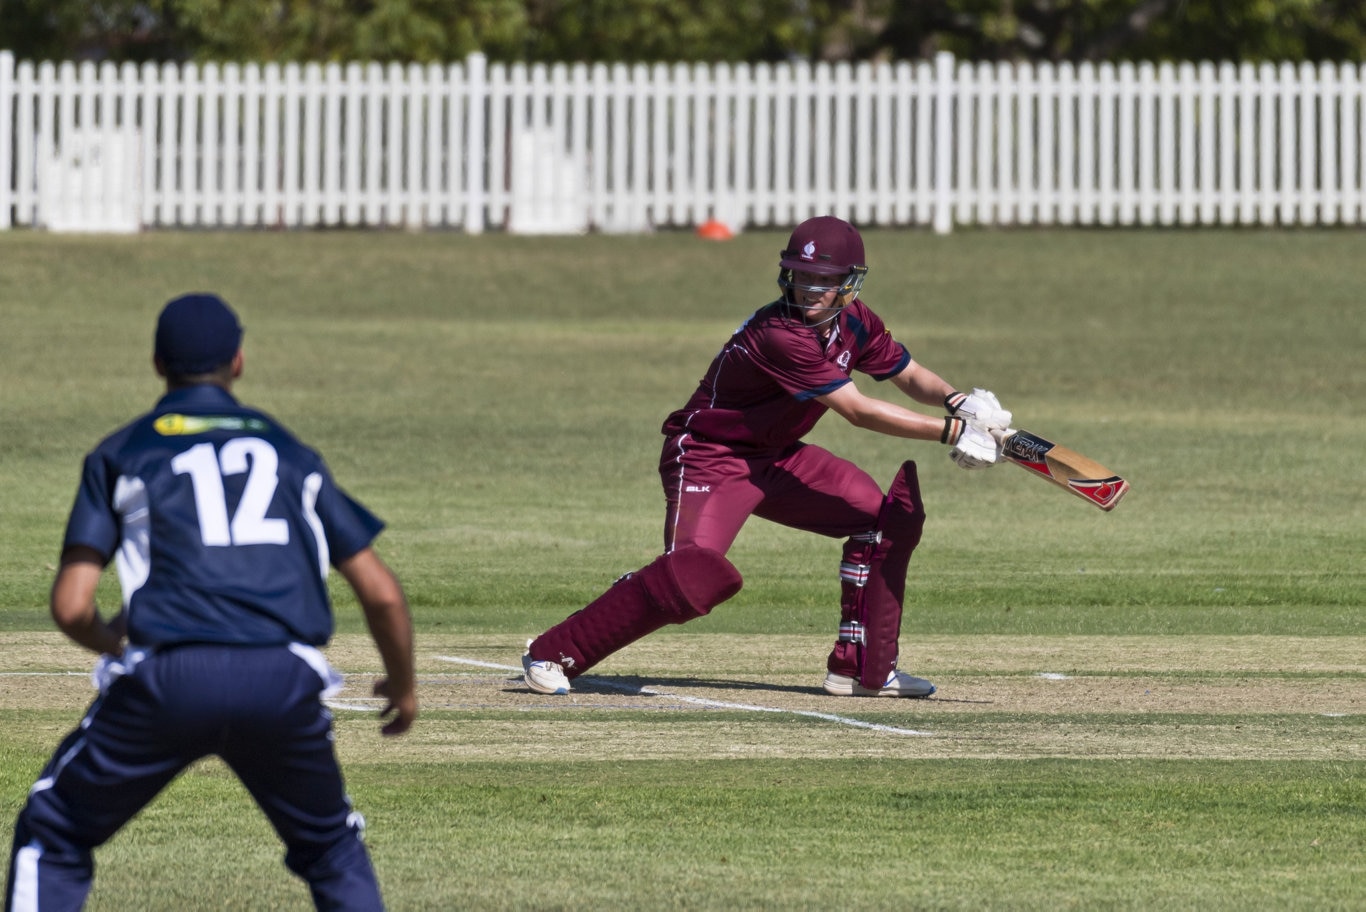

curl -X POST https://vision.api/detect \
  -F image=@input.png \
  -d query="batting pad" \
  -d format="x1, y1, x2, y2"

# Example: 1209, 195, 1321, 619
827, 461, 925, 692
529, 546, 743, 679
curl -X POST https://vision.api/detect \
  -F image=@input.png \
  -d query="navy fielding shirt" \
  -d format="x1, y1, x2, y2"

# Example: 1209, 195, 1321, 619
63, 385, 384, 648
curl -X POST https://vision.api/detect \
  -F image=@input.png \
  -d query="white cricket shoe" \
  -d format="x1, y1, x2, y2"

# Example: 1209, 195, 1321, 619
823, 669, 936, 698
522, 641, 571, 695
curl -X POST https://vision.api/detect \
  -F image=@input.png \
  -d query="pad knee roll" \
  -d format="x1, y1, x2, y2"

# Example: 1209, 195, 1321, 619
640, 546, 744, 622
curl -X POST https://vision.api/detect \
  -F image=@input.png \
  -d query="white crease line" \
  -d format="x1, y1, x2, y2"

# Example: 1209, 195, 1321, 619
434, 654, 930, 737
430, 656, 521, 671
0, 672, 89, 677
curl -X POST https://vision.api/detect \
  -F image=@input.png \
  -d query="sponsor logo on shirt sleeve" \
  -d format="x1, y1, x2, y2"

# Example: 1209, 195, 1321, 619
154, 414, 271, 436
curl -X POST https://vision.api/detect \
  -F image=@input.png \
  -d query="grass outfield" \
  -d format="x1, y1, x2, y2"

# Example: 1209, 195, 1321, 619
1, 229, 1363, 909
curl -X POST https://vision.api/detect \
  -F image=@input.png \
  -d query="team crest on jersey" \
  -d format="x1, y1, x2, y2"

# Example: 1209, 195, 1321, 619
154, 414, 270, 436
837, 350, 852, 370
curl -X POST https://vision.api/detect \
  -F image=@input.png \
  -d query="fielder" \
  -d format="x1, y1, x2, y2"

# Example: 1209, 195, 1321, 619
523, 216, 1011, 698
5, 293, 417, 912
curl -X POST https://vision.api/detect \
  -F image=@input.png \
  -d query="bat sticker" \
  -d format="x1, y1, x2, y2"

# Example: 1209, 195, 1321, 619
996, 429, 1130, 512
1067, 476, 1129, 510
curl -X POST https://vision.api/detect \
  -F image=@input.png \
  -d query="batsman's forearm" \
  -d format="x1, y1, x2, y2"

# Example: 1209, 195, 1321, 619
818, 382, 948, 440
840, 399, 949, 441
890, 361, 957, 408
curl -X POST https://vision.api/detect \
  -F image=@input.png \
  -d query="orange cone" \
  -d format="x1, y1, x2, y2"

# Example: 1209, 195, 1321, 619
696, 219, 734, 241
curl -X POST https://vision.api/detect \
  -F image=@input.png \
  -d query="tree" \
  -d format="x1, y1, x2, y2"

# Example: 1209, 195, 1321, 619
0, 0, 168, 60
2, 0, 1362, 63
167, 0, 532, 62
865, 0, 1366, 63
516, 0, 861, 62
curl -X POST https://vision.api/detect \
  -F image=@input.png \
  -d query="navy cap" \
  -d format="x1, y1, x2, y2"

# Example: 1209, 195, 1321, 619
155, 293, 243, 375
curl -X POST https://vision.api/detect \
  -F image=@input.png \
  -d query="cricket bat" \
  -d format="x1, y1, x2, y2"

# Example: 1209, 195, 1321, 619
993, 428, 1130, 511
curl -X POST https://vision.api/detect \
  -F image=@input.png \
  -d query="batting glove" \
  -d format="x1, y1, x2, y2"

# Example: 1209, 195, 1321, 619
946, 388, 1013, 433
942, 417, 1001, 470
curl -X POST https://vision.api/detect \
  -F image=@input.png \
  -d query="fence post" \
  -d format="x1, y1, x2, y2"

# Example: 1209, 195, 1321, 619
932, 51, 954, 235
0, 51, 13, 229
464, 52, 487, 234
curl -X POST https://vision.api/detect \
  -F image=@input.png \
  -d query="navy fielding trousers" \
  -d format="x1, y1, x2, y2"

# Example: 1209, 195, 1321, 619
5, 643, 383, 912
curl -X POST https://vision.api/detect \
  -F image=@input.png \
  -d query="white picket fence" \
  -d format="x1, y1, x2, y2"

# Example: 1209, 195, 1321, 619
2, 50, 1364, 234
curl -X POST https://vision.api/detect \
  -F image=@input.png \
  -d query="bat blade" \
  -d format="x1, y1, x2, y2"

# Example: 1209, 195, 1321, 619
996, 428, 1130, 511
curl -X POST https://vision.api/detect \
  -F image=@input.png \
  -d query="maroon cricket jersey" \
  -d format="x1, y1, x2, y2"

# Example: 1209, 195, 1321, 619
661, 299, 912, 453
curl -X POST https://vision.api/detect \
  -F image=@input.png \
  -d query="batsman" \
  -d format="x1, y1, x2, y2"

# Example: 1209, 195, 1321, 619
523, 216, 1012, 698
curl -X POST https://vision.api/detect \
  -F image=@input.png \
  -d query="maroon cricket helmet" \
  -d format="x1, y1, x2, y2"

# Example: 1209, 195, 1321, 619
779, 216, 866, 276
776, 217, 870, 325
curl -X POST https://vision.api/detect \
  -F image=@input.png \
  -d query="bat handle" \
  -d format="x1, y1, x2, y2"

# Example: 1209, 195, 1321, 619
990, 427, 1017, 444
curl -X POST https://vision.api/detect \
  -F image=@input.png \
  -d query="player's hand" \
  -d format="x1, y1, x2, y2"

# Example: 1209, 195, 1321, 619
949, 423, 1001, 470
373, 678, 417, 736
947, 388, 1012, 432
